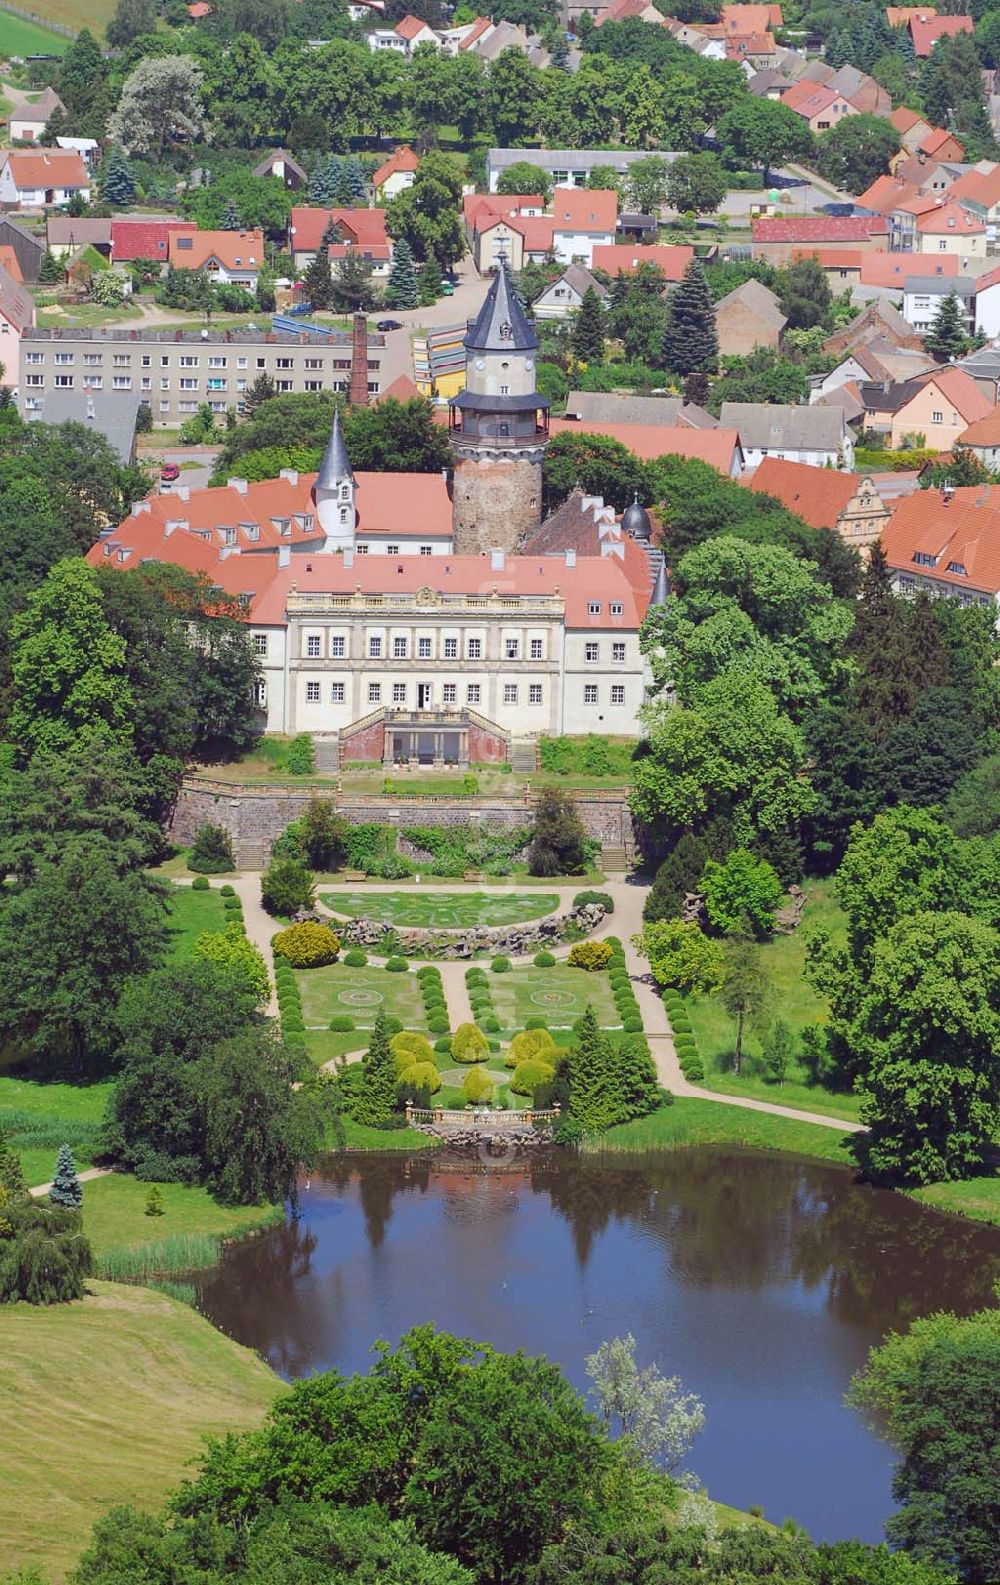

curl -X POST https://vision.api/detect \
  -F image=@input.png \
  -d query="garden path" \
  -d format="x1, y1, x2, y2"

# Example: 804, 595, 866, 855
29, 1167, 112, 1198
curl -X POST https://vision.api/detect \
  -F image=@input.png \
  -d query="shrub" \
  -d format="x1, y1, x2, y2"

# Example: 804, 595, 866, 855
623, 1016, 643, 1033
399, 1061, 441, 1095
466, 969, 488, 986
391, 1030, 435, 1067
384, 955, 408, 973
261, 857, 315, 917
434, 1036, 453, 1054
219, 884, 235, 897
188, 822, 235, 875
428, 1015, 451, 1035
286, 733, 315, 776
416, 965, 439, 981
573, 890, 614, 914
343, 948, 368, 967
384, 1016, 403, 1036
223, 895, 243, 911
481, 1015, 501, 1033
554, 1116, 585, 1146
491, 955, 512, 973
271, 922, 340, 968
533, 950, 556, 968
567, 940, 614, 972
451, 1022, 489, 1063
680, 1055, 704, 1080
510, 1058, 556, 1096
191, 875, 210, 892
329, 1015, 356, 1032
462, 1065, 494, 1105
509, 1028, 557, 1065
281, 1014, 305, 1033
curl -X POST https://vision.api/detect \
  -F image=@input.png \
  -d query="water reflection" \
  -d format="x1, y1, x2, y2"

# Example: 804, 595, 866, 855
196, 1147, 1000, 1543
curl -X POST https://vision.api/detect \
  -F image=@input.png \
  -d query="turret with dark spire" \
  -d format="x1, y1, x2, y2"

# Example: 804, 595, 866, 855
312, 406, 356, 551
449, 260, 550, 555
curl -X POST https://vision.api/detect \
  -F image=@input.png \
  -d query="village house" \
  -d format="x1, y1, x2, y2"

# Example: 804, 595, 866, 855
562, 392, 718, 427
718, 401, 854, 468
288, 207, 391, 271
0, 215, 43, 281
550, 188, 618, 266
0, 259, 34, 380
110, 217, 196, 265
371, 146, 419, 201
881, 484, 1000, 618
590, 242, 693, 279
487, 147, 680, 193
751, 216, 889, 266
902, 275, 976, 335
9, 86, 65, 144
0, 149, 90, 210
907, 12, 972, 55
45, 215, 112, 260
824, 298, 926, 357
714, 278, 787, 357
252, 150, 307, 190
955, 410, 1000, 471
860, 365, 992, 447
168, 229, 265, 291
533, 265, 608, 320
748, 456, 892, 551
780, 79, 858, 134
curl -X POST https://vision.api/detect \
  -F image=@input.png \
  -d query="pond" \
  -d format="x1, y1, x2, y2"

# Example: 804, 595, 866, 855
195, 1147, 1000, 1544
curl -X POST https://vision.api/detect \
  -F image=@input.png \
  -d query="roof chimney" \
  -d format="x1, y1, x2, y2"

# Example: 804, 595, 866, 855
279, 468, 299, 485
228, 477, 249, 494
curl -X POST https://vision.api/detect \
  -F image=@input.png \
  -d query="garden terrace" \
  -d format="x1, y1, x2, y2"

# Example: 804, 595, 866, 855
320, 890, 561, 930
485, 964, 622, 1033
295, 962, 430, 1036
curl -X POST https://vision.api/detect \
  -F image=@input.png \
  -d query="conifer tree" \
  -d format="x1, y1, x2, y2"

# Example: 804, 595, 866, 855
40, 106, 69, 146
571, 286, 606, 362
49, 1144, 83, 1210
923, 290, 968, 360
100, 146, 136, 207
344, 157, 366, 202
417, 256, 442, 306
243, 371, 276, 414
386, 237, 418, 309
221, 197, 243, 231
0, 1130, 27, 1203
303, 245, 334, 310
354, 1010, 397, 1126
568, 1005, 620, 1133
309, 156, 342, 206
38, 249, 64, 285
662, 259, 718, 377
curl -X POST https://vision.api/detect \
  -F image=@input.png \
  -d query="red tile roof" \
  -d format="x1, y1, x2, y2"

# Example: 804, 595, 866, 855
753, 215, 888, 242
591, 243, 693, 279
724, 30, 776, 56
551, 187, 618, 233
956, 411, 1000, 445
463, 193, 543, 227
395, 12, 433, 36
377, 373, 421, 402
886, 6, 932, 25
111, 218, 195, 262
290, 207, 390, 254
919, 127, 964, 157
860, 249, 958, 286
909, 11, 972, 52
329, 242, 391, 262
548, 418, 742, 471
372, 145, 419, 189
458, 15, 494, 46
916, 200, 984, 234
882, 484, 1000, 594
3, 149, 89, 191
747, 458, 879, 528
722, 2, 782, 28
915, 366, 993, 423
0, 245, 23, 283
791, 247, 864, 270
889, 105, 929, 135
168, 229, 264, 271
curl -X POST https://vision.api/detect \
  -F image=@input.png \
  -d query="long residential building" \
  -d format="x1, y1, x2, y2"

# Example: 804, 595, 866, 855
17, 322, 385, 426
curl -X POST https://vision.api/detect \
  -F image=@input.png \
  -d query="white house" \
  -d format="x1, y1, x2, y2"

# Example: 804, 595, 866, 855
168, 229, 265, 291
371, 145, 419, 201
718, 402, 854, 469
974, 262, 1000, 336
0, 149, 91, 209
533, 264, 608, 320
550, 187, 618, 267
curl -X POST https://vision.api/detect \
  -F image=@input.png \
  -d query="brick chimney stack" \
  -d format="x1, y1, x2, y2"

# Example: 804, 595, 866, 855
349, 311, 368, 406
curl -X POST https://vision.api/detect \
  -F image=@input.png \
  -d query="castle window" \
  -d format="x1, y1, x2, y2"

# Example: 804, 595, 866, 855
529, 684, 542, 704
504, 684, 518, 704
585, 642, 599, 662
331, 636, 346, 658
393, 683, 406, 703
387, 544, 400, 555
393, 637, 408, 658
418, 637, 432, 657
307, 636, 321, 657
444, 638, 458, 658
505, 638, 519, 660
369, 636, 383, 657
584, 684, 598, 704
306, 682, 320, 702
331, 683, 345, 703
588, 601, 601, 615
368, 682, 381, 703
530, 638, 543, 659
253, 634, 267, 655
613, 642, 626, 662
611, 684, 625, 705
610, 601, 623, 616
341, 485, 350, 499
420, 545, 432, 556
468, 638, 482, 659
467, 684, 481, 703
443, 683, 457, 703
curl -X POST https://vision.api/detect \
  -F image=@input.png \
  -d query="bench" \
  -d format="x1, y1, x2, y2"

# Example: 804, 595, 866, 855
463, 870, 485, 883
342, 870, 367, 883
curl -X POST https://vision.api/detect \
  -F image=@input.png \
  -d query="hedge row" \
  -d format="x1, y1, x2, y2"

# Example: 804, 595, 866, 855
417, 964, 450, 1037
663, 990, 704, 1082
466, 966, 501, 1035
273, 954, 306, 1060
607, 942, 643, 1036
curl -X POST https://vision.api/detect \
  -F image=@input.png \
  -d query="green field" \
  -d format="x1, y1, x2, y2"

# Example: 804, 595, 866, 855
322, 889, 560, 929
165, 882, 228, 960
303, 1027, 368, 1067
596, 1097, 856, 1167
488, 964, 620, 1032
82, 1171, 281, 1266
0, 12, 71, 54
296, 961, 429, 1032
0, 1280, 280, 1582
910, 1171, 1000, 1227
0, 1074, 112, 1188
683, 880, 858, 1121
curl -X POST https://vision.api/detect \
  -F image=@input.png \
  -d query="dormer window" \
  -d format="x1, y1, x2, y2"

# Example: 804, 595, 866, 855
946, 560, 967, 574
341, 485, 350, 500
913, 551, 937, 566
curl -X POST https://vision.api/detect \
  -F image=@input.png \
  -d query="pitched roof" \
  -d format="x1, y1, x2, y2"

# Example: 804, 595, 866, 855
466, 260, 537, 352
46, 216, 112, 247
725, 31, 777, 56
11, 85, 64, 123
717, 402, 846, 450
881, 484, 1000, 594
540, 263, 607, 300
722, 2, 782, 29
563, 393, 718, 427
956, 410, 1000, 444
915, 200, 983, 234
714, 276, 787, 328
0, 259, 33, 334
252, 149, 307, 182
0, 245, 23, 282
551, 187, 618, 233
372, 145, 419, 188
457, 15, 494, 47
752, 215, 887, 242
886, 6, 933, 25
395, 12, 434, 36
463, 192, 543, 228
168, 229, 264, 271
547, 418, 743, 470
594, 0, 660, 24
909, 12, 972, 54
856, 173, 920, 211
111, 217, 195, 261
889, 106, 930, 135
498, 214, 557, 252
376, 373, 421, 403
590, 243, 693, 279
748, 457, 881, 527
781, 79, 839, 115
289, 207, 390, 253
860, 248, 958, 286
920, 127, 964, 157
861, 366, 993, 422
2, 149, 89, 190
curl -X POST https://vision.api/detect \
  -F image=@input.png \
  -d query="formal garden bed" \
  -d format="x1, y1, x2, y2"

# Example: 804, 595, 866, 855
293, 962, 430, 1034
481, 964, 623, 1034
320, 889, 561, 930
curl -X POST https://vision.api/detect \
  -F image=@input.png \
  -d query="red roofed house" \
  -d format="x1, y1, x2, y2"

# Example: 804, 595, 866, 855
724, 31, 777, 67
187, 2, 212, 17
393, 12, 439, 50
881, 484, 1000, 616
372, 145, 419, 200
955, 409, 1000, 471
474, 212, 555, 271
594, 0, 663, 24
169, 229, 266, 289
973, 261, 1000, 336
751, 215, 889, 264
886, 6, 932, 25
781, 79, 859, 134
748, 457, 891, 551
289, 206, 391, 269
0, 149, 90, 209
0, 258, 34, 383
908, 11, 972, 55
914, 200, 986, 263
111, 217, 197, 264
590, 242, 693, 279
549, 418, 745, 474
866, 365, 993, 448
919, 126, 965, 160
551, 187, 618, 266
889, 105, 935, 151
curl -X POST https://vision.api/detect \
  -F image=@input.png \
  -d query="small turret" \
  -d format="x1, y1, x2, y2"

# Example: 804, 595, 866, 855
312, 407, 356, 550
622, 493, 651, 542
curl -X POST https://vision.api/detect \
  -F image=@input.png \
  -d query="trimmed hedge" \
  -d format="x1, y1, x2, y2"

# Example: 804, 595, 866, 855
191, 875, 210, 892
343, 948, 368, 967
567, 940, 614, 972
491, 955, 512, 974
384, 956, 409, 973
272, 922, 340, 968
399, 1060, 442, 1095
533, 950, 556, 968
508, 1028, 557, 1066
462, 1065, 494, 1105
510, 1058, 556, 1097
525, 1015, 549, 1030
329, 1015, 356, 1032
428, 1016, 451, 1035
452, 1022, 489, 1063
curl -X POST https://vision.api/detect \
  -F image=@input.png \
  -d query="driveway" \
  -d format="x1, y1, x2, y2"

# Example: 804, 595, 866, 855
141, 445, 222, 493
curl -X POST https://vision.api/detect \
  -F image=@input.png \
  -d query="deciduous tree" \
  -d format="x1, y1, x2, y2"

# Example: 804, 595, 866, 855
107, 55, 206, 157
664, 151, 725, 215
720, 935, 770, 1074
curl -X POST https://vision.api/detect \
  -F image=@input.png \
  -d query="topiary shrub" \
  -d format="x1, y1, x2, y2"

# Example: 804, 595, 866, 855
391, 1030, 435, 1067
573, 890, 614, 914
191, 875, 210, 892
524, 1015, 549, 1030
428, 1015, 451, 1035
534, 950, 557, 968
384, 1016, 403, 1036
384, 956, 408, 973
271, 922, 341, 968
261, 857, 314, 917
509, 1028, 557, 1066
281, 1014, 305, 1033
219, 884, 235, 897
491, 955, 512, 973
434, 1035, 453, 1054
567, 940, 614, 971
343, 948, 368, 967
466, 969, 488, 986
623, 1016, 643, 1033
416, 965, 439, 981
329, 1015, 356, 1032
189, 822, 235, 875
451, 1022, 489, 1064
510, 1058, 556, 1097
481, 1015, 501, 1033
462, 1065, 494, 1105
399, 1061, 441, 1095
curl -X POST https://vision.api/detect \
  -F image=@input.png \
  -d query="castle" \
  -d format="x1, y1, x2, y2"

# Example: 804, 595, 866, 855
90, 267, 666, 767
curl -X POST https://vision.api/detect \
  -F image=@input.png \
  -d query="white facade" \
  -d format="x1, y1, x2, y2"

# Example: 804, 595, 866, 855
533, 275, 590, 319
975, 279, 1000, 337
0, 162, 90, 208
551, 225, 616, 267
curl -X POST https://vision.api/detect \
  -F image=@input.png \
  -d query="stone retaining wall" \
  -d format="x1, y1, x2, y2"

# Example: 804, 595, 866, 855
170, 778, 634, 866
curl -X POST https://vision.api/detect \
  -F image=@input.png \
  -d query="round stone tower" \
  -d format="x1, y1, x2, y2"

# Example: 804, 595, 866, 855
448, 262, 550, 555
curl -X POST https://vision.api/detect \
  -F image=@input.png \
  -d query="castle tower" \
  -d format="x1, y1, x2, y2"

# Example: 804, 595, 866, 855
312, 406, 356, 552
448, 261, 549, 555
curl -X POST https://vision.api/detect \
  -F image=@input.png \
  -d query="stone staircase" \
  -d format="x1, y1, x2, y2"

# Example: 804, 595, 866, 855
312, 733, 340, 773
510, 736, 539, 773
600, 843, 629, 875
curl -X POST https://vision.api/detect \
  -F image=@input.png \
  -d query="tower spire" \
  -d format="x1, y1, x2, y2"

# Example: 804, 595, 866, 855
465, 258, 537, 353
315, 404, 354, 491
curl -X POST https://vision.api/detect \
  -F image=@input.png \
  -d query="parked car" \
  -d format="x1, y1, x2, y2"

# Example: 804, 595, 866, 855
376, 318, 403, 331
441, 281, 455, 296
160, 462, 180, 482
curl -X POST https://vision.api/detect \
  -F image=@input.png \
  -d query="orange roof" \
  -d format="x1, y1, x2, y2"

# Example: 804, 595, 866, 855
595, 0, 658, 23
377, 373, 421, 402
169, 229, 264, 270
889, 106, 928, 135
856, 173, 921, 212
187, 2, 212, 16
721, 2, 782, 28
395, 12, 432, 36
882, 484, 1000, 594
725, 30, 776, 55
0, 245, 23, 283
860, 249, 958, 287
915, 200, 984, 234
909, 12, 972, 53
916, 367, 993, 423
886, 5, 933, 23
458, 15, 494, 46
919, 127, 964, 157
290, 207, 390, 253
591, 243, 693, 280
956, 411, 1000, 445
551, 187, 618, 234
3, 149, 88, 190
548, 418, 741, 471
508, 215, 557, 251
791, 247, 864, 270
975, 262, 1000, 291
748, 458, 877, 528
948, 163, 1000, 210
463, 193, 543, 227
372, 146, 419, 189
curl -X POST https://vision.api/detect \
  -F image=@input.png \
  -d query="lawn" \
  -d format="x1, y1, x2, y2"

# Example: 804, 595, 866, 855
910, 1171, 1000, 1227
0, 1074, 113, 1189
684, 879, 858, 1121
595, 1097, 857, 1168
82, 1171, 281, 1269
0, 12, 71, 53
164, 882, 228, 960
0, 1281, 280, 1583
488, 964, 620, 1032
303, 1027, 368, 1067
295, 961, 429, 1032
35, 299, 144, 329
321, 889, 560, 930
